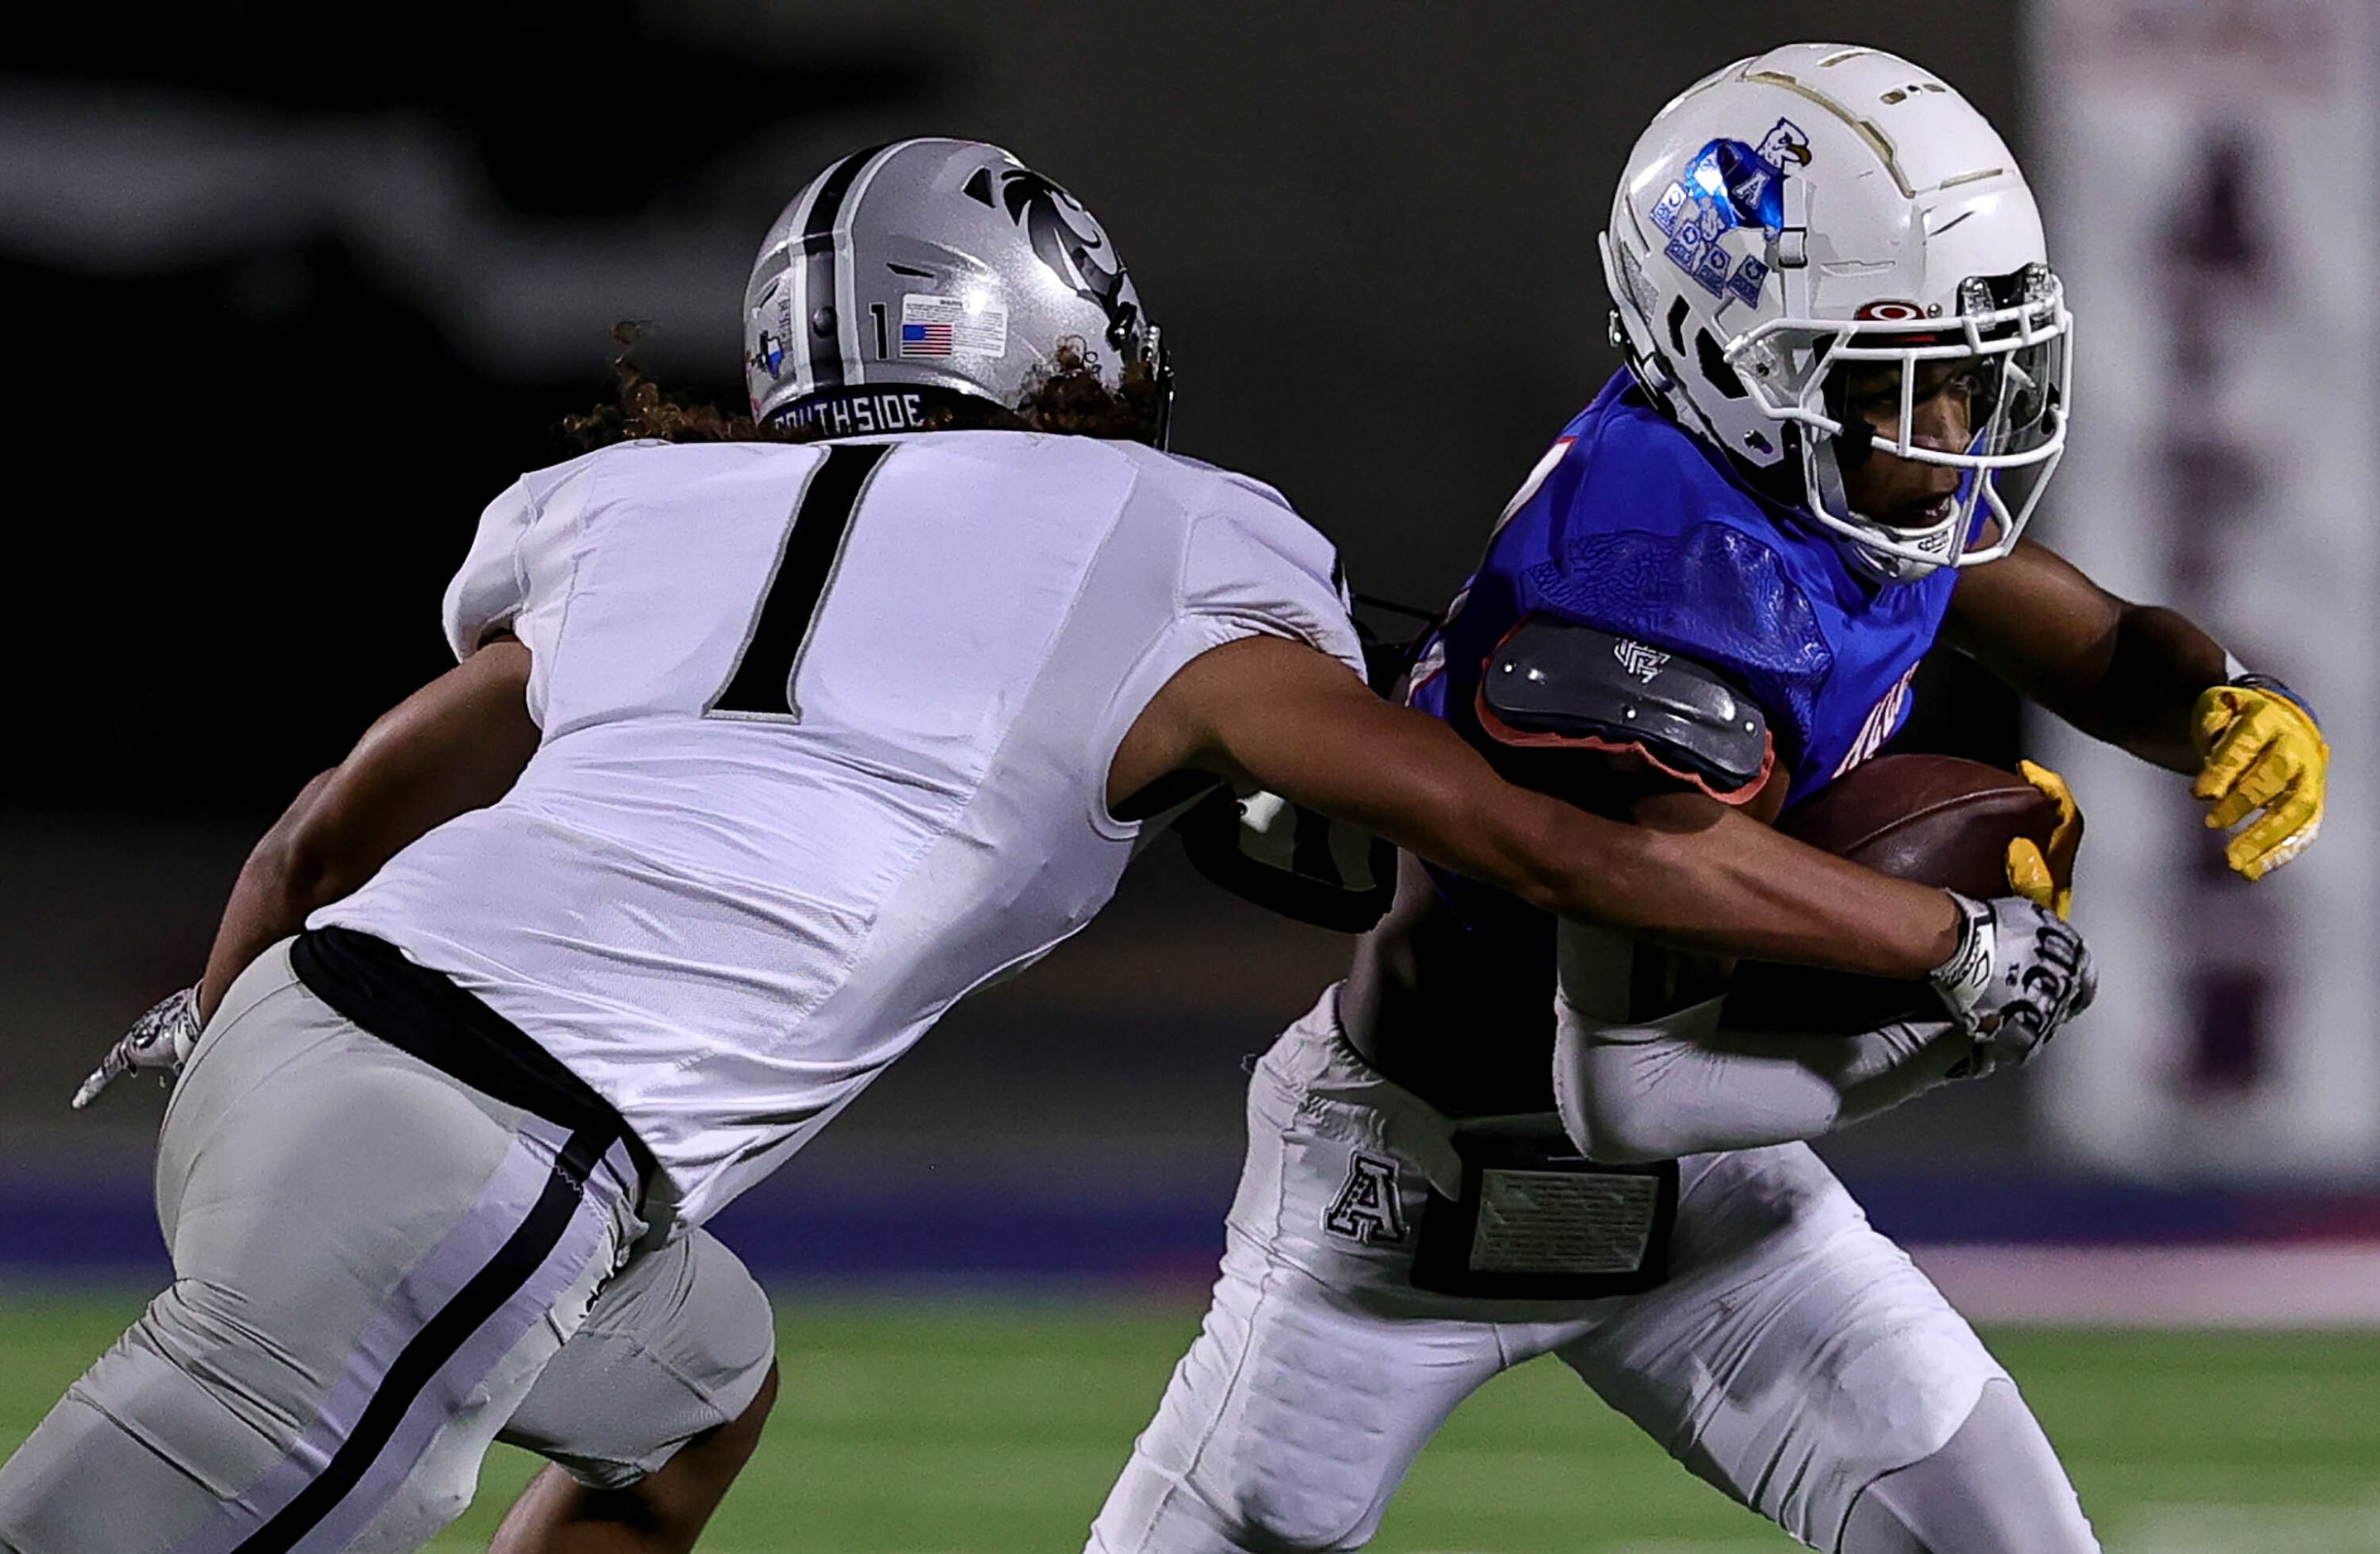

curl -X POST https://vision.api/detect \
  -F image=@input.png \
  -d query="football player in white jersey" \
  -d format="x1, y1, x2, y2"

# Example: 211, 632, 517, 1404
1086, 46, 2329, 1554
17, 138, 2094, 1554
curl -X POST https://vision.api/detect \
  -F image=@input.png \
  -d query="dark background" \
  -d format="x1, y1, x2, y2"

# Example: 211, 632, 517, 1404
0, 2, 2029, 1181
0, 0, 2022, 817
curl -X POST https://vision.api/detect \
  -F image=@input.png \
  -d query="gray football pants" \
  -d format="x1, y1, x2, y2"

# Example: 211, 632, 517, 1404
0, 943, 645, 1554
498, 1222, 775, 1493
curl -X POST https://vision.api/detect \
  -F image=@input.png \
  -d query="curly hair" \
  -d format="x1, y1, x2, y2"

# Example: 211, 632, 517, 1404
563, 325, 1165, 450
559, 324, 775, 448
1008, 338, 1170, 444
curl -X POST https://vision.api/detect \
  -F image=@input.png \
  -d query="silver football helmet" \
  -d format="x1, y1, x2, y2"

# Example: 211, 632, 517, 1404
744, 138, 1171, 445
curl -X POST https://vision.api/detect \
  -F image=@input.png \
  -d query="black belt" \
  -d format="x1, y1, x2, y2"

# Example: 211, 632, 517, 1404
290, 926, 651, 1193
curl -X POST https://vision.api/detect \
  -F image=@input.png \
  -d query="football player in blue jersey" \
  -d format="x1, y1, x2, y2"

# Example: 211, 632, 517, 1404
41, 137, 2103, 1554
1087, 44, 2326, 1554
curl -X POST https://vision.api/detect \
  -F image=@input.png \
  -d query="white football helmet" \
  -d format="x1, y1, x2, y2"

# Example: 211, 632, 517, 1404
1600, 44, 2071, 582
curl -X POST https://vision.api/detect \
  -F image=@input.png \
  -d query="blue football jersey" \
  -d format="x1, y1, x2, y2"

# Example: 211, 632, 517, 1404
1410, 372, 1957, 806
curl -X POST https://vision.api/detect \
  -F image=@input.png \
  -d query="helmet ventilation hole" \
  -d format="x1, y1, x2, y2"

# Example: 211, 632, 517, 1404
1694, 330, 1748, 400
1665, 296, 1691, 357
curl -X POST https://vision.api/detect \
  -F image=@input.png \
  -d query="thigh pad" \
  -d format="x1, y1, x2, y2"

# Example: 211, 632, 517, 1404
501, 1228, 776, 1489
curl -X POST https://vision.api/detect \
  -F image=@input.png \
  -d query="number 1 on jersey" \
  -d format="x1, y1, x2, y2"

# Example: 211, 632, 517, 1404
708, 442, 892, 722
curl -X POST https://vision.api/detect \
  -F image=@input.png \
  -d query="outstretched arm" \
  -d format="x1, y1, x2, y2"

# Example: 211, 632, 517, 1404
198, 640, 541, 1016
1947, 538, 2325, 878
1112, 634, 1966, 977
1944, 538, 2222, 773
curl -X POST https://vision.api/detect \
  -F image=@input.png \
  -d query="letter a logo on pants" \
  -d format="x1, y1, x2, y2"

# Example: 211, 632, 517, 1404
1324, 1151, 1405, 1245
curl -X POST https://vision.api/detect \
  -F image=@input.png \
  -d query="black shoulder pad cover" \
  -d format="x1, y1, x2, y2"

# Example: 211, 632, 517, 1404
1176, 789, 1396, 933
1475, 616, 1774, 801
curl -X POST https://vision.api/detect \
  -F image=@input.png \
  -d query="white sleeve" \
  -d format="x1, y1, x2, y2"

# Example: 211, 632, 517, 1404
1179, 490, 1366, 681
1552, 996, 1972, 1164
440, 478, 538, 661
1086, 468, 1371, 836
1552, 920, 1975, 1162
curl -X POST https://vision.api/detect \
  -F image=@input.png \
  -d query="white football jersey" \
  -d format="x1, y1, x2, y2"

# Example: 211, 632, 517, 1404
319, 431, 1363, 1230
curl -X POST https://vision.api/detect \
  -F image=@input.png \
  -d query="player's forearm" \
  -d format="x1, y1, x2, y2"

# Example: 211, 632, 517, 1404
1516, 803, 1961, 978
1561, 1000, 1968, 1163
2037, 602, 2224, 774
1185, 640, 1951, 976
1952, 543, 2223, 772
198, 770, 342, 1019
194, 644, 542, 1018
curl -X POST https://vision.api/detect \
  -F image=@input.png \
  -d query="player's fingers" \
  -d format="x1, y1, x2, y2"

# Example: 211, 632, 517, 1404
2052, 808, 2083, 885
2017, 758, 2075, 817
2005, 837, 2057, 914
2206, 743, 2296, 831
2239, 822, 2319, 881
2019, 759, 2084, 880
2205, 787, 2255, 831
70, 1053, 122, 1110
2232, 789, 2322, 880
2193, 704, 2272, 803
2191, 686, 2248, 759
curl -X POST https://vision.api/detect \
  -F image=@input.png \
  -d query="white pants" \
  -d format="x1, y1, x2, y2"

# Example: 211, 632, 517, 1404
1088, 986, 2018, 1553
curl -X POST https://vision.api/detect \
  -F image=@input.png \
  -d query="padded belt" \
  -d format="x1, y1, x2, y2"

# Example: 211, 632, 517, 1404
1474, 615, 1774, 803
1409, 1115, 1678, 1299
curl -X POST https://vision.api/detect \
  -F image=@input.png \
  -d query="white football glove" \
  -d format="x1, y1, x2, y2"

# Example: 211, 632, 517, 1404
1927, 894, 2095, 1078
71, 986, 203, 1110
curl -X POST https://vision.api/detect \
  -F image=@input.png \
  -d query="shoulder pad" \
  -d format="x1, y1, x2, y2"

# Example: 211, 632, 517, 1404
1525, 524, 1832, 765
1177, 789, 1396, 933
1475, 616, 1774, 803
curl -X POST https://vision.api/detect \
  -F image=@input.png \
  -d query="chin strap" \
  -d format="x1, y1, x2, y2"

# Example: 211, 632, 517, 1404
1799, 429, 1941, 586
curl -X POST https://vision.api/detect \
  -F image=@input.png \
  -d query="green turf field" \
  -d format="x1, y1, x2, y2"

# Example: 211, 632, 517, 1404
6, 1291, 2379, 1552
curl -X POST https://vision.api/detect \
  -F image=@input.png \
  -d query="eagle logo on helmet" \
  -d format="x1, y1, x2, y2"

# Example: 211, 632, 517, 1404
1755, 120, 1813, 170
998, 168, 1147, 353
1647, 118, 1811, 308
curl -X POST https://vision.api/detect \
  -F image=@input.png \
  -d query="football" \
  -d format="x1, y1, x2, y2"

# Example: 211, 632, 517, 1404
1724, 755, 2061, 1032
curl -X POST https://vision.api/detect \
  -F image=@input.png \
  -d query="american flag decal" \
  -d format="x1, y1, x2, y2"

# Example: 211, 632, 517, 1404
900, 322, 954, 357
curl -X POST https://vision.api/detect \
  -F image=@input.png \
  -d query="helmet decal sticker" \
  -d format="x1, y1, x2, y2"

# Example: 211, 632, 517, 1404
898, 292, 1009, 359
1755, 119, 1815, 170
1647, 118, 1810, 307
749, 275, 792, 379
998, 167, 1143, 349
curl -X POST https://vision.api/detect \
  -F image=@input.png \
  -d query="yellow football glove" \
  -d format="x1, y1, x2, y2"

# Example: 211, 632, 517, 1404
2193, 679, 2326, 880
2005, 759, 2082, 919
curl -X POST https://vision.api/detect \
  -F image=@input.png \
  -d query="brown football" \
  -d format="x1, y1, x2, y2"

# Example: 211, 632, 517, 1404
1725, 754, 2060, 1032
